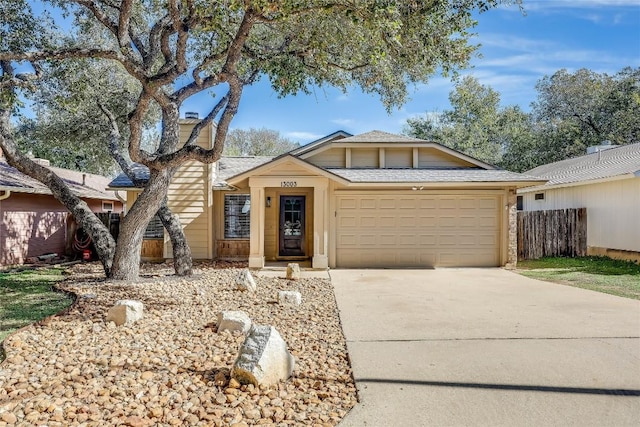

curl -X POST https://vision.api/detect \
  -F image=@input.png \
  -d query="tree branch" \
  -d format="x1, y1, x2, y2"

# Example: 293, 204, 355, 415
97, 101, 146, 186
184, 92, 229, 147
0, 49, 147, 83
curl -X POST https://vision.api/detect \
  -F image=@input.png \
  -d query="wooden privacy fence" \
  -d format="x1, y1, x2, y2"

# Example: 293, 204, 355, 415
517, 208, 587, 260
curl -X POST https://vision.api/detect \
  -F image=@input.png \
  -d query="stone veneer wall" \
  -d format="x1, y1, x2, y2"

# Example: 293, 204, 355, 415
507, 190, 518, 267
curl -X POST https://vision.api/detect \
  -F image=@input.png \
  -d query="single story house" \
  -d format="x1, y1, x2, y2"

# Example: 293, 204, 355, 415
0, 157, 124, 266
110, 118, 544, 268
518, 142, 640, 262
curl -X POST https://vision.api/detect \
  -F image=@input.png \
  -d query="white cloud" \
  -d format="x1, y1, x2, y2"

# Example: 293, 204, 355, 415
285, 131, 325, 142
479, 34, 557, 52
331, 118, 355, 126
522, 0, 639, 9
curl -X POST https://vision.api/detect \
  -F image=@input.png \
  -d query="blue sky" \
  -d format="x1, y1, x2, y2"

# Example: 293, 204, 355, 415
182, 0, 640, 144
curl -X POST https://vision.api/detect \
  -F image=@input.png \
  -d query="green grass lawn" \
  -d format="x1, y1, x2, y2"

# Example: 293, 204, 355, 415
0, 268, 73, 343
517, 256, 640, 300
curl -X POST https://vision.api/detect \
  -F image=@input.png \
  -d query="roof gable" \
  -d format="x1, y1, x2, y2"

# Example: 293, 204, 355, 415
525, 142, 640, 187
289, 130, 352, 157
297, 130, 496, 170
225, 155, 349, 186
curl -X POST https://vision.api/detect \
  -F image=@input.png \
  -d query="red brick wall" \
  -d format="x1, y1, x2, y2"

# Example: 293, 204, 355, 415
0, 193, 123, 266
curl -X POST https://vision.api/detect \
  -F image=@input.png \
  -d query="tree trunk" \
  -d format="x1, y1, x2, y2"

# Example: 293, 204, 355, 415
110, 170, 169, 280
0, 115, 116, 274
157, 201, 192, 276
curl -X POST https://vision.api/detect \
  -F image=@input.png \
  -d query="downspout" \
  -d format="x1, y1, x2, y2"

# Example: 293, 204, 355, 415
114, 190, 126, 214
0, 192, 10, 263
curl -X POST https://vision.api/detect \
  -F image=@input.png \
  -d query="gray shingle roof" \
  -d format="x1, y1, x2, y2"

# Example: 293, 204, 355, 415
107, 163, 150, 188
0, 162, 119, 200
328, 168, 544, 183
289, 130, 352, 156
338, 130, 425, 144
525, 143, 640, 186
108, 157, 274, 188
216, 156, 273, 183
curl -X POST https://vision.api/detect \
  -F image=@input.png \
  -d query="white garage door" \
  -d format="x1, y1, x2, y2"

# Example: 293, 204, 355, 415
336, 194, 501, 268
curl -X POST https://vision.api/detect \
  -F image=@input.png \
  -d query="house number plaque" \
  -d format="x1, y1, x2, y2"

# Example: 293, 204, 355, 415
281, 181, 297, 187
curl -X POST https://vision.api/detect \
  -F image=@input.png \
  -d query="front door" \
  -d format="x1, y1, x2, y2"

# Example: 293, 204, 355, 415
279, 196, 305, 257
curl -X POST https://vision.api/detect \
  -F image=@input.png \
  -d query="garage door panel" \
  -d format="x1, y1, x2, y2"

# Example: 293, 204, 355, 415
379, 198, 396, 209
399, 216, 417, 227
398, 234, 417, 245
339, 215, 357, 227
359, 198, 377, 209
336, 193, 501, 268
378, 216, 395, 227
360, 216, 376, 227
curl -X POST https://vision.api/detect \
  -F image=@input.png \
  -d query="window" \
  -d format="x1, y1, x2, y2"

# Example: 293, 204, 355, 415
224, 194, 250, 238
102, 201, 114, 212
144, 215, 164, 239
534, 193, 545, 201
516, 195, 523, 211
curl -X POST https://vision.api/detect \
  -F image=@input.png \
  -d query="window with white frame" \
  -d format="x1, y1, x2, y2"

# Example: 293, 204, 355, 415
144, 215, 164, 239
224, 194, 250, 238
102, 201, 114, 212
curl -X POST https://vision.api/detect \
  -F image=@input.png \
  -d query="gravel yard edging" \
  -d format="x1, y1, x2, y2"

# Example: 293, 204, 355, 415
0, 262, 357, 426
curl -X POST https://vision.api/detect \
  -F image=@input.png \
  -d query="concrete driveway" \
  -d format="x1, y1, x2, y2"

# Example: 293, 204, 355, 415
332, 269, 640, 426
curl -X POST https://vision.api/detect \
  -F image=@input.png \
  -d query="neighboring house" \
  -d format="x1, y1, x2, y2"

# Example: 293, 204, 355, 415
0, 158, 124, 266
110, 118, 544, 268
518, 142, 640, 262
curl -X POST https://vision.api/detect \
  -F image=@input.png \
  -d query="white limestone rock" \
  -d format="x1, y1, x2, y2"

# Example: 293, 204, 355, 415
286, 263, 301, 280
278, 291, 302, 306
232, 325, 295, 386
236, 269, 257, 292
106, 300, 143, 326
217, 311, 252, 334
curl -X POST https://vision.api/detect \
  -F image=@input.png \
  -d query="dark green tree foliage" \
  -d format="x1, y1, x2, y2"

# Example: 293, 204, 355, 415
405, 76, 529, 166
531, 67, 640, 163
15, 57, 155, 175
405, 68, 639, 172
224, 128, 299, 156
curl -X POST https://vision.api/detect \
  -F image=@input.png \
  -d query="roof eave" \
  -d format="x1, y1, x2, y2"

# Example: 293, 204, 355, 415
0, 186, 49, 195
107, 186, 142, 192
343, 180, 545, 188
518, 173, 636, 193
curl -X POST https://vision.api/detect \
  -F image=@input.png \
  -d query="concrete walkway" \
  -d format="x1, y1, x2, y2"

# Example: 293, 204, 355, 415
332, 269, 640, 426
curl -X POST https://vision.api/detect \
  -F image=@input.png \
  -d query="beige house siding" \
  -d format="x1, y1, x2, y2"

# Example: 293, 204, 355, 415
385, 148, 412, 168
166, 121, 214, 259
521, 178, 640, 253
259, 162, 317, 177
351, 148, 379, 168
305, 148, 346, 168
418, 148, 475, 168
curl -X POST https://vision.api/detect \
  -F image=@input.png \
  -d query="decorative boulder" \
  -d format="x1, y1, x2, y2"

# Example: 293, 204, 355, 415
286, 263, 301, 280
106, 300, 144, 326
236, 269, 257, 292
278, 291, 302, 306
232, 325, 295, 386
217, 311, 252, 334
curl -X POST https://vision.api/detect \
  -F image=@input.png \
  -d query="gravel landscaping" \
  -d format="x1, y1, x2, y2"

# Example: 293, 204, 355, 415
0, 262, 357, 426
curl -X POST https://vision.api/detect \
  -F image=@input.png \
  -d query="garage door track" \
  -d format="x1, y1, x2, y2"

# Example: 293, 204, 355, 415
332, 269, 640, 426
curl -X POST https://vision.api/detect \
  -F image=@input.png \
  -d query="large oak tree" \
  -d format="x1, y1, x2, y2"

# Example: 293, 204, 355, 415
0, 0, 519, 280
